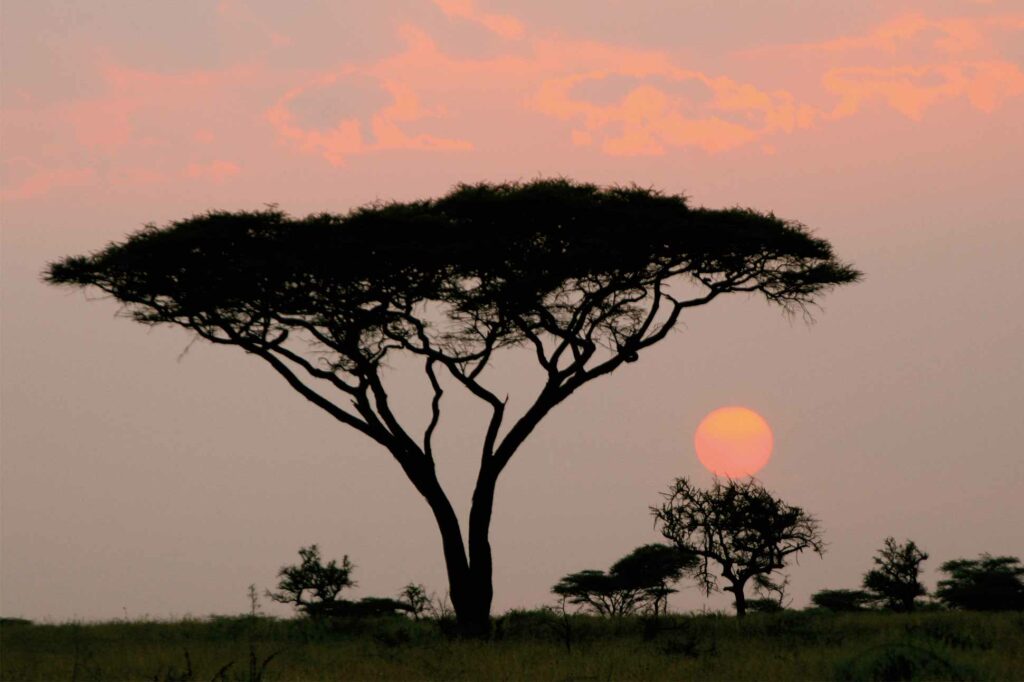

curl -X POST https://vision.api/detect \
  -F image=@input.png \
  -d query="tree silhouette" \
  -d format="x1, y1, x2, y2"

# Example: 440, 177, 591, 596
45, 179, 859, 635
862, 537, 928, 612
552, 544, 695, 617
269, 545, 355, 613
935, 554, 1024, 611
653, 477, 825, 617
269, 545, 411, 619
810, 588, 874, 612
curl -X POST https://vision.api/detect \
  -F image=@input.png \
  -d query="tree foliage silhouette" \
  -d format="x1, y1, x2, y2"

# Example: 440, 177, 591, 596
270, 545, 411, 619
552, 544, 696, 617
810, 588, 874, 612
862, 537, 929, 612
653, 477, 825, 617
45, 178, 859, 635
935, 554, 1024, 611
269, 545, 355, 614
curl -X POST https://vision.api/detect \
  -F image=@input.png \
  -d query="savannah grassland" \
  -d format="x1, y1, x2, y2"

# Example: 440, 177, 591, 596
2, 610, 1022, 681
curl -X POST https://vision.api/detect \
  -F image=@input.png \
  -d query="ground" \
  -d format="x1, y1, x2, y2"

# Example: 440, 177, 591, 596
2, 610, 1021, 681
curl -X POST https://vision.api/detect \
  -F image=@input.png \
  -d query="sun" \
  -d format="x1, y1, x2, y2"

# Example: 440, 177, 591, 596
694, 406, 773, 477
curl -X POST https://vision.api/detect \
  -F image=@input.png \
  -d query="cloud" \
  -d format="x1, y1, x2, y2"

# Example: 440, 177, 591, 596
266, 69, 473, 166
744, 10, 1024, 121
530, 50, 818, 155
8, 1, 1023, 188
433, 0, 524, 40
825, 61, 1024, 119
185, 160, 241, 182
0, 166, 97, 202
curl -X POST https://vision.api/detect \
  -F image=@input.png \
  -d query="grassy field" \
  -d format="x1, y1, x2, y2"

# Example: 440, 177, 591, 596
2, 610, 1022, 681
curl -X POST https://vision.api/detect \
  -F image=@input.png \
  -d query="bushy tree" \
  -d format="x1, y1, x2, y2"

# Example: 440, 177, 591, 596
862, 537, 928, 612
936, 554, 1024, 611
811, 588, 874, 612
46, 179, 859, 635
399, 583, 432, 620
653, 477, 824, 617
269, 545, 414, 619
552, 544, 695, 616
269, 545, 355, 614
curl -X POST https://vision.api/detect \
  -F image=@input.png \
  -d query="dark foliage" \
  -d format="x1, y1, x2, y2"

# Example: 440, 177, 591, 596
267, 546, 412, 620
653, 477, 824, 617
398, 583, 432, 620
45, 178, 859, 635
863, 537, 929, 612
269, 545, 355, 613
746, 598, 785, 613
812, 589, 875, 612
553, 544, 696, 617
936, 554, 1024, 611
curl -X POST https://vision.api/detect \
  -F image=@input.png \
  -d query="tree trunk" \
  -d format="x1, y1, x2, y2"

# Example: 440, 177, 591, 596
463, 460, 500, 637
731, 581, 748, 618
414, 458, 497, 638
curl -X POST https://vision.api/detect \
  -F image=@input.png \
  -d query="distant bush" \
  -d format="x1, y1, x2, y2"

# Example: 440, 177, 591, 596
936, 554, 1024, 611
812, 589, 874, 612
746, 598, 785, 614
0, 618, 33, 627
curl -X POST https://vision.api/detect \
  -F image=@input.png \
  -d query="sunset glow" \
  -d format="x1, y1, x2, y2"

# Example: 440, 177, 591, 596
694, 407, 774, 478
3, 0, 1022, 627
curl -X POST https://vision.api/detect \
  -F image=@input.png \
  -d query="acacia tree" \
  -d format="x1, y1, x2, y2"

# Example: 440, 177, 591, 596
936, 554, 1024, 611
552, 544, 695, 616
45, 179, 858, 635
862, 537, 929, 612
653, 477, 825, 617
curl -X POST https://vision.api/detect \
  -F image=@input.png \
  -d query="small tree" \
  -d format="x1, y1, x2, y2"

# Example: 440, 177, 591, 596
862, 537, 928, 612
552, 544, 694, 617
609, 543, 697, 616
653, 477, 824, 617
936, 554, 1024, 611
269, 545, 355, 615
810, 588, 874, 612
399, 583, 432, 620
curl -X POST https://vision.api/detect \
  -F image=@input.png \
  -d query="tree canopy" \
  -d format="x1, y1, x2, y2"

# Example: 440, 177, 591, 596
653, 477, 824, 617
552, 544, 696, 617
810, 588, 874, 612
269, 545, 355, 612
862, 537, 929, 612
45, 179, 860, 635
936, 554, 1024, 611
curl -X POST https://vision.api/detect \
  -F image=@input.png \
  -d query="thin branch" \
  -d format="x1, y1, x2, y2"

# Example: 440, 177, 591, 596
423, 358, 443, 461
195, 325, 387, 446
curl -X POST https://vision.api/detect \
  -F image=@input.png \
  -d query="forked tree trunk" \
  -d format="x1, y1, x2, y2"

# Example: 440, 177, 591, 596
416, 458, 499, 638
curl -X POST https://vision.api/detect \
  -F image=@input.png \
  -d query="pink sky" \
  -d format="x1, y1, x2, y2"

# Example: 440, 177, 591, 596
2, 0, 1022, 620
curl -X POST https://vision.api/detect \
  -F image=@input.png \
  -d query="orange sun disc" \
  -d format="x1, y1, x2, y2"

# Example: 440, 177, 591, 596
694, 406, 773, 477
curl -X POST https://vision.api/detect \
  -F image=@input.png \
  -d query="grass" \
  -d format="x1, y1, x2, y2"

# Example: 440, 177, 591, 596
2, 610, 1022, 681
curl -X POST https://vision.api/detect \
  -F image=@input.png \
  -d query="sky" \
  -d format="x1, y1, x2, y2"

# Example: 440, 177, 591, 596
2, 0, 1022, 621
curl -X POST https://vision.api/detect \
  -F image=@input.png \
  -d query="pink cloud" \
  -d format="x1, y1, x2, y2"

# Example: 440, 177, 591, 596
8, 2, 1023, 186
185, 160, 241, 183
266, 64, 473, 166
433, 0, 524, 40
532, 65, 817, 155
743, 10, 1024, 122
0, 166, 96, 202
825, 61, 1024, 120
797, 13, 1023, 56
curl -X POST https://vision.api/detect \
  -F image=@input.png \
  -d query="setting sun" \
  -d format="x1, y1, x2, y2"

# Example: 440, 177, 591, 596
694, 406, 774, 477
